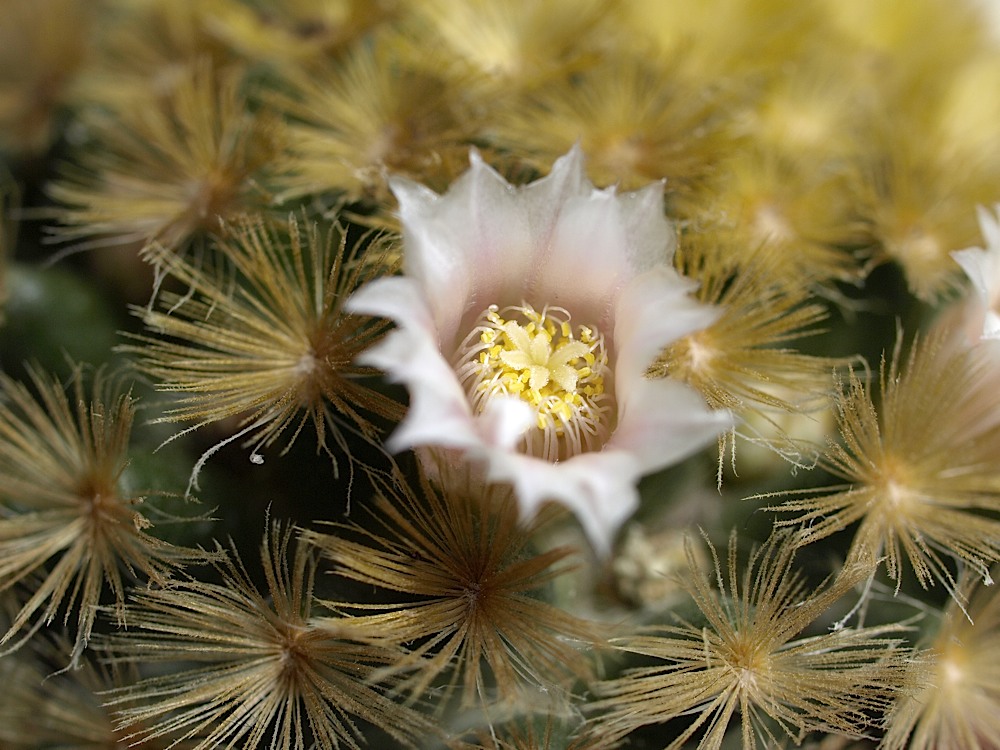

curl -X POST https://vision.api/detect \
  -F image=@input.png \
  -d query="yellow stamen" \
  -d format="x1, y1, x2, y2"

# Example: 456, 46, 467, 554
453, 302, 613, 461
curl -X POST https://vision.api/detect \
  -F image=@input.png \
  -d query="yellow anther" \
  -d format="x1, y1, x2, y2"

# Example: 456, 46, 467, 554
455, 301, 612, 462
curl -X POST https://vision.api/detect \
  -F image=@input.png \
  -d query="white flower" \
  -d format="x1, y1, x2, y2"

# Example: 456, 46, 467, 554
348, 147, 731, 554
952, 204, 1000, 340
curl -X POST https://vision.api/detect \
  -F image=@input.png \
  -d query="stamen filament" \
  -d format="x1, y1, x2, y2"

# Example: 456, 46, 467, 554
453, 303, 613, 461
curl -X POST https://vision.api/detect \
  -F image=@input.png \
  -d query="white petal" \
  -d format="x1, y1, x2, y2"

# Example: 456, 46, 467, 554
389, 176, 472, 344
346, 276, 437, 342
953, 205, 1000, 320
360, 327, 482, 453
612, 267, 721, 393
953, 234, 1000, 342
618, 180, 676, 272
520, 143, 590, 242
522, 152, 673, 317
347, 277, 483, 452
387, 173, 440, 214
481, 448, 642, 557
392, 153, 533, 344
474, 379, 729, 556
977, 203, 1000, 251
476, 396, 534, 450
608, 376, 732, 472
532, 188, 632, 322
984, 310, 1000, 340
953, 247, 997, 306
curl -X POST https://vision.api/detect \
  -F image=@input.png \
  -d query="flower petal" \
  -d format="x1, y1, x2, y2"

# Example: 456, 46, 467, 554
365, 332, 480, 453
476, 396, 536, 451
391, 153, 533, 345
520, 143, 590, 241
618, 180, 676, 272
531, 188, 631, 323
346, 276, 437, 343
481, 448, 642, 557
347, 277, 481, 452
953, 246, 998, 310
952, 205, 1000, 340
612, 266, 721, 393
608, 376, 733, 472
978, 203, 1000, 250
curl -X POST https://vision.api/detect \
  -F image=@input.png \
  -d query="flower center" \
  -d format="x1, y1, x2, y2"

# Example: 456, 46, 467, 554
454, 303, 613, 461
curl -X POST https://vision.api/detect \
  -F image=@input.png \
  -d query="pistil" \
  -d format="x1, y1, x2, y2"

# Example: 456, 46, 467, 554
454, 303, 612, 461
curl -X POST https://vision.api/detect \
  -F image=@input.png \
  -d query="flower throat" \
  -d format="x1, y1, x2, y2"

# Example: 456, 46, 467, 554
454, 303, 612, 461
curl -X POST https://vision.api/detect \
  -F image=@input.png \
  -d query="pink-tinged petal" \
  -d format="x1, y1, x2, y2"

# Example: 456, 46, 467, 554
476, 397, 535, 451
389, 176, 472, 342
520, 143, 590, 244
612, 267, 721, 392
531, 189, 631, 322
480, 448, 642, 557
365, 328, 480, 453
346, 276, 438, 343
952, 205, 1000, 341
470, 378, 729, 555
953, 243, 1000, 341
617, 180, 676, 272
523, 155, 673, 319
977, 203, 1000, 251
391, 153, 534, 344
608, 376, 733, 472
348, 277, 482, 452
952, 247, 997, 306
985, 310, 1000, 339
